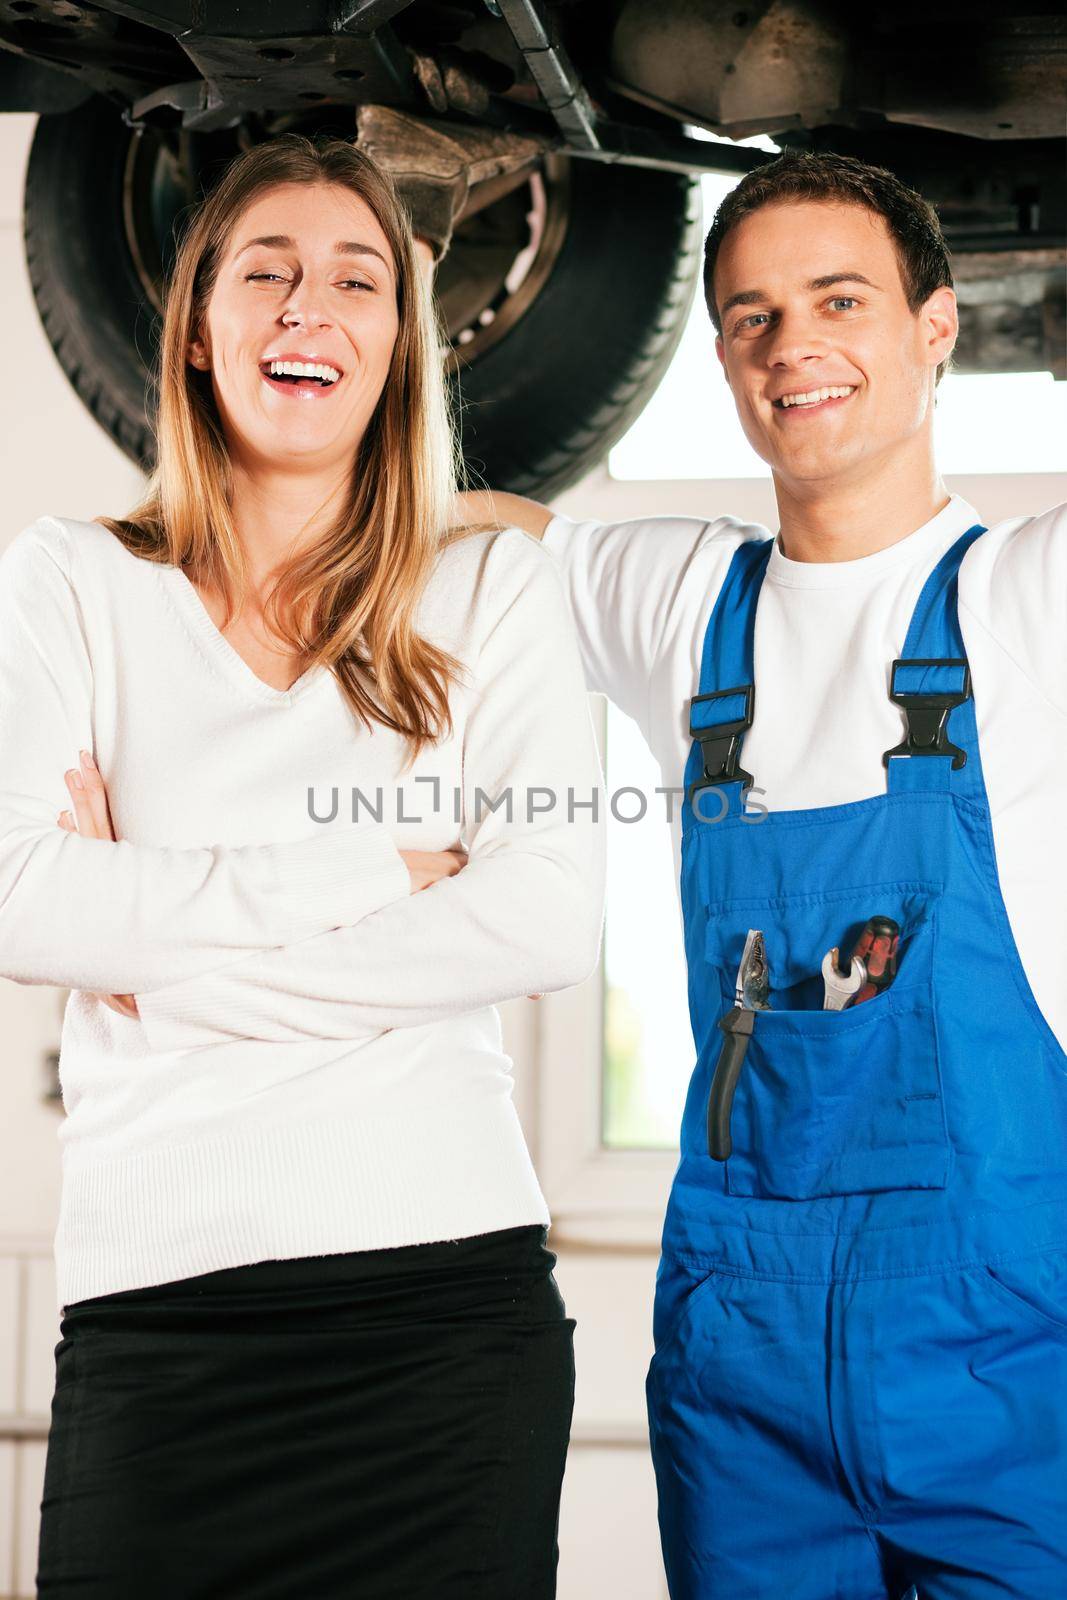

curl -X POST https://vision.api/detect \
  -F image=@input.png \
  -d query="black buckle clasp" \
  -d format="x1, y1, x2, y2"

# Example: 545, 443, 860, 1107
882, 657, 972, 770
687, 684, 754, 808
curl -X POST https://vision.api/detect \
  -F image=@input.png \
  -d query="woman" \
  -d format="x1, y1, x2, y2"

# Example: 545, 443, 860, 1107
0, 133, 604, 1597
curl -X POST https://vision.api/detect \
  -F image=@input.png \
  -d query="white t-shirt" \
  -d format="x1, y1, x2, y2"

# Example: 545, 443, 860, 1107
0, 515, 605, 1309
542, 492, 1067, 1051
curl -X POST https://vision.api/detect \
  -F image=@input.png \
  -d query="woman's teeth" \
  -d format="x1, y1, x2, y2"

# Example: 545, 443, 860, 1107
265, 360, 341, 385
778, 385, 856, 408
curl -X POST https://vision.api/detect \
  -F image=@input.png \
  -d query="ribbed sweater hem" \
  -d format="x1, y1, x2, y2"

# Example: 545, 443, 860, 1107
53, 1095, 549, 1312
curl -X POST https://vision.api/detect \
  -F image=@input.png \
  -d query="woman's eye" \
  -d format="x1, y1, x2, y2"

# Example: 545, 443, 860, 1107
245, 273, 372, 291
829, 296, 858, 311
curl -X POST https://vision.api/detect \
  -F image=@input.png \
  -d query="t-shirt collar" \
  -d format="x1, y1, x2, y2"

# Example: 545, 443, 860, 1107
765, 493, 982, 590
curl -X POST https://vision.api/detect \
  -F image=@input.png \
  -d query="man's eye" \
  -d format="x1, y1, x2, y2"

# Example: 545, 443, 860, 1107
829, 296, 858, 311
736, 313, 770, 331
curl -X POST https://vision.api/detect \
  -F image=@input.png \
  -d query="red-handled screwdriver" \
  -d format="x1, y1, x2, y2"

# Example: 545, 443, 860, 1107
847, 916, 900, 1006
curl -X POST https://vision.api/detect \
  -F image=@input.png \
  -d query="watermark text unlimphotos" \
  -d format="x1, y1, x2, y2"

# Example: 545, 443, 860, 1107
307, 781, 768, 826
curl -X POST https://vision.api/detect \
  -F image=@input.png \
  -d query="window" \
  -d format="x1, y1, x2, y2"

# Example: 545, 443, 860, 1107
610, 177, 1067, 482
601, 701, 691, 1150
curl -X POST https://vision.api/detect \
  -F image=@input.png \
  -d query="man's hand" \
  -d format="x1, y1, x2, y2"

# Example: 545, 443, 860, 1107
451, 490, 554, 541
58, 751, 139, 1019
413, 235, 437, 286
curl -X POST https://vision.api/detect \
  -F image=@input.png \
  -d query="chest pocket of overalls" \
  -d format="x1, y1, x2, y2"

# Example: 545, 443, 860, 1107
703, 883, 950, 1201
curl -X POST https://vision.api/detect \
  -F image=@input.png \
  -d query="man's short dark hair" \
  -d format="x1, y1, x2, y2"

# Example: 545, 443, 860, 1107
704, 151, 955, 380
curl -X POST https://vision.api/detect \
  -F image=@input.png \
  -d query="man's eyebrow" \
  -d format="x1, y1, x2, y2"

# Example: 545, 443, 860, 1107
233, 234, 391, 271
719, 288, 768, 319
806, 272, 879, 292
719, 271, 880, 321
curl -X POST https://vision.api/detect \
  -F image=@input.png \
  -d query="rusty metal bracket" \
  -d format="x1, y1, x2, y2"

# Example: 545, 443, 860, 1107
356, 103, 549, 259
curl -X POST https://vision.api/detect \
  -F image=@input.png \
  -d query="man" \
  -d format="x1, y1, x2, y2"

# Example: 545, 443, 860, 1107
463, 152, 1067, 1598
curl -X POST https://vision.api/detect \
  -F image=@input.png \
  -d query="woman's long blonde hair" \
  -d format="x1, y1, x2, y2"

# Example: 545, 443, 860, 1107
96, 133, 476, 767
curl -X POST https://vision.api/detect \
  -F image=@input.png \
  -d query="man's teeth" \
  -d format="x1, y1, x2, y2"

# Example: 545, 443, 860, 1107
267, 360, 340, 383
779, 385, 855, 408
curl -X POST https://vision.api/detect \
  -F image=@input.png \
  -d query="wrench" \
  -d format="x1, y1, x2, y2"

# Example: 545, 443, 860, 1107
822, 947, 867, 1010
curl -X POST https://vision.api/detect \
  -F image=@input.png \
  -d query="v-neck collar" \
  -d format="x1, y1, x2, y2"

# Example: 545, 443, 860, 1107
158, 562, 329, 706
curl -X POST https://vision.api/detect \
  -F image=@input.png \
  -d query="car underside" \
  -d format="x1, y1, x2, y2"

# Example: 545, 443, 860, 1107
2, 0, 1064, 494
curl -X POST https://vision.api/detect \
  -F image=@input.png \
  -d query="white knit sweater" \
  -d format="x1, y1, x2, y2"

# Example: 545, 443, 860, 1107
0, 515, 605, 1310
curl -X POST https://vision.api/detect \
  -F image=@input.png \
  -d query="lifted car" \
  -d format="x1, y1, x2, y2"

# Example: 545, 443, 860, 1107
2, 1, 1064, 495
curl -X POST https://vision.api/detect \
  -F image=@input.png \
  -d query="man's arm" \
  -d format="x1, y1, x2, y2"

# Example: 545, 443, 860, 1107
959, 500, 1067, 715
454, 490, 552, 541
457, 490, 738, 735
134, 534, 606, 1050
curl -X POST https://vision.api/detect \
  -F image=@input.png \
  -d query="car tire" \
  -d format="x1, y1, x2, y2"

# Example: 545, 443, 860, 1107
23, 95, 704, 496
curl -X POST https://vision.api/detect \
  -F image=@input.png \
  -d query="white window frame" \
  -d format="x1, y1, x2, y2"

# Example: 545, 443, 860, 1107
535, 695, 678, 1249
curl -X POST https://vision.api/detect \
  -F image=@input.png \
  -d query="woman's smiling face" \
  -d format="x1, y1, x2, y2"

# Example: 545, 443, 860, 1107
188, 180, 401, 471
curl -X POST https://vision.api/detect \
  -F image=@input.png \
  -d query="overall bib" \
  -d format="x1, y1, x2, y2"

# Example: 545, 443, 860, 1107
647, 527, 1067, 1599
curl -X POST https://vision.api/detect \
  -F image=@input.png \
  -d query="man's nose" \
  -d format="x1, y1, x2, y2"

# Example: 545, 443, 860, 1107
765, 313, 828, 369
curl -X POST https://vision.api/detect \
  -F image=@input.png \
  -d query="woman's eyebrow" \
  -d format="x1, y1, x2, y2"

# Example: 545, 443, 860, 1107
233, 234, 392, 272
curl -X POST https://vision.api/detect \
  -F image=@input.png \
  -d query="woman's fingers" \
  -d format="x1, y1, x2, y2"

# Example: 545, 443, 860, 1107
57, 772, 133, 1017
63, 765, 96, 837
398, 847, 470, 893
100, 994, 140, 1019
76, 750, 116, 840
61, 751, 117, 842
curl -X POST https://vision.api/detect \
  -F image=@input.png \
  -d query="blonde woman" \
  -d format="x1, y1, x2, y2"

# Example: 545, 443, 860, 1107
0, 134, 604, 1598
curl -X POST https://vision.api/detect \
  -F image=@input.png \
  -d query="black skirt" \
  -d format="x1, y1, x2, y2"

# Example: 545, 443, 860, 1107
37, 1224, 575, 1600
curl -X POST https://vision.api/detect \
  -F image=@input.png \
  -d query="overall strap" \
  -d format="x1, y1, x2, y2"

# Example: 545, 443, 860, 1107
884, 523, 988, 798
683, 537, 774, 829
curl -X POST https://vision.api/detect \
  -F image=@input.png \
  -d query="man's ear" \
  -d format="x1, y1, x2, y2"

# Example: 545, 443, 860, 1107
922, 286, 957, 374
715, 333, 730, 386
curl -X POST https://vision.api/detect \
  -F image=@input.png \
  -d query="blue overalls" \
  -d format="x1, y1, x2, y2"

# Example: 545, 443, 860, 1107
647, 527, 1067, 1599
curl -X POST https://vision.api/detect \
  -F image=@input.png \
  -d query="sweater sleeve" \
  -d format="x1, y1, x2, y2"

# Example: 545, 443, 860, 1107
135, 531, 606, 1050
0, 518, 411, 993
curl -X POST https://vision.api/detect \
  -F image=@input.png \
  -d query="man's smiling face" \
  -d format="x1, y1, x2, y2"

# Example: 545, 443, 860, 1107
711, 199, 957, 491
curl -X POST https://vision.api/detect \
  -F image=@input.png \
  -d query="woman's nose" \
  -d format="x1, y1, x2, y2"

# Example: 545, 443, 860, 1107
282, 291, 330, 330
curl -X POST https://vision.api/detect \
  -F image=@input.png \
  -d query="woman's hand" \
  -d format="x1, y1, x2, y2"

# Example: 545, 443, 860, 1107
400, 848, 468, 893
58, 751, 139, 1019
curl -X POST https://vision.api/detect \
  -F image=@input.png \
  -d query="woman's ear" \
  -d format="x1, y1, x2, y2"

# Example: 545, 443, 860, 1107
186, 329, 211, 370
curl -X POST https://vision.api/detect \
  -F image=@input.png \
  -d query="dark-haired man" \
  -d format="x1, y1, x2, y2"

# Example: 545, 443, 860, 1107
463, 153, 1067, 1598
